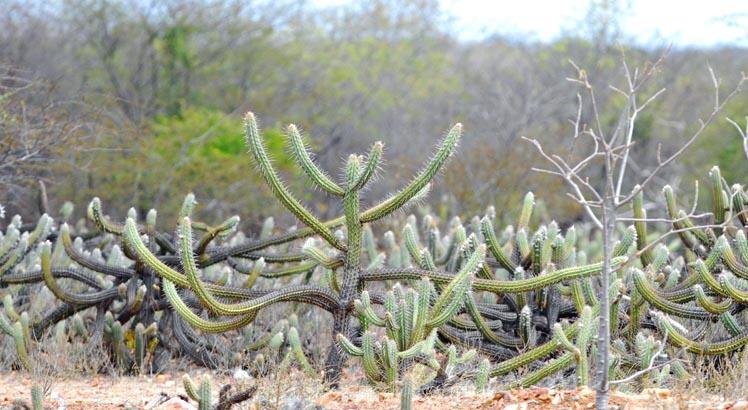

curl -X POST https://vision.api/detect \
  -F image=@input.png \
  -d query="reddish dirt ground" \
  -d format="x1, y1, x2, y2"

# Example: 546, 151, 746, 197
1, 371, 747, 409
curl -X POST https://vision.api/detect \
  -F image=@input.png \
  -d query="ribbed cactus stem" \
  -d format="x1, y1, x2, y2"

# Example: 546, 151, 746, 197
3, 294, 20, 322
244, 112, 344, 250
475, 358, 490, 392
198, 375, 212, 410
288, 327, 313, 373
31, 385, 43, 410
518, 192, 535, 231
709, 166, 726, 227
12, 321, 32, 371
135, 323, 146, 372
182, 374, 199, 401
287, 123, 345, 196
360, 123, 461, 223
400, 377, 413, 410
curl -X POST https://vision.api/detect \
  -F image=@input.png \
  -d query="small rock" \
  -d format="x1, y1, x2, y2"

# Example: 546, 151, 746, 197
233, 368, 251, 380
551, 392, 563, 405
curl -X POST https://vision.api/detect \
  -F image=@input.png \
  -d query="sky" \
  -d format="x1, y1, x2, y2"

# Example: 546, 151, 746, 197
313, 0, 748, 48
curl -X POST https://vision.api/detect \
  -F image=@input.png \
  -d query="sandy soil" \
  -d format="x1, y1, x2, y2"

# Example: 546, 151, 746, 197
1, 371, 747, 409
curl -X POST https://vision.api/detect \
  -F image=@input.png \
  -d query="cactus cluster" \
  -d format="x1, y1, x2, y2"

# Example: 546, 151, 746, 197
1, 115, 747, 398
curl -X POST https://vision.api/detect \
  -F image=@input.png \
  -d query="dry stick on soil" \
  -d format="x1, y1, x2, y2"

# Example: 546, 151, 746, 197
522, 52, 746, 409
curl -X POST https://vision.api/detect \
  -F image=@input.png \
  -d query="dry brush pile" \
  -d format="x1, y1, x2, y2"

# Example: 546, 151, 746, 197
1, 113, 748, 408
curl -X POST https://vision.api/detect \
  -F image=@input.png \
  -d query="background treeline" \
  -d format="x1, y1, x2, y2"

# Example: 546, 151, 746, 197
1, 0, 746, 229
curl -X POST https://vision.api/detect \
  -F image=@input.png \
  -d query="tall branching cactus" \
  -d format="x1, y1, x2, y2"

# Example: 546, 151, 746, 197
243, 112, 462, 383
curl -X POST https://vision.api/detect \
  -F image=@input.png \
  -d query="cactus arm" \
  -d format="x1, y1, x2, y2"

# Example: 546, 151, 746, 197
0, 227, 20, 264
195, 216, 240, 256
481, 217, 516, 272
400, 377, 413, 410
516, 228, 530, 262
0, 238, 27, 276
518, 192, 534, 231
359, 123, 461, 223
721, 237, 748, 279
360, 256, 626, 294
693, 259, 728, 297
655, 312, 748, 354
24, 214, 52, 252
425, 274, 471, 330
124, 218, 192, 287
12, 321, 32, 371
737, 231, 748, 264
632, 186, 654, 265
580, 277, 599, 306
182, 375, 200, 401
4, 267, 122, 292
198, 376, 211, 410
480, 257, 625, 293
300, 244, 342, 271
552, 323, 580, 358
408, 279, 431, 344
382, 338, 399, 386
31, 385, 43, 410
632, 269, 712, 320
354, 291, 386, 327
128, 218, 328, 302
3, 295, 20, 322
361, 332, 382, 382
402, 224, 422, 267
41, 242, 119, 305
336, 333, 364, 356
162, 279, 257, 333
287, 124, 345, 196
709, 166, 726, 227
60, 224, 134, 279
350, 141, 383, 191
508, 352, 574, 389
489, 279, 620, 377
88, 197, 127, 234
463, 292, 522, 348
419, 249, 436, 270
426, 245, 483, 327
288, 327, 313, 373
0, 312, 14, 336
260, 261, 320, 279
174, 219, 342, 313
570, 280, 587, 313
662, 186, 709, 249
693, 284, 732, 314
574, 306, 596, 386
733, 185, 748, 226
719, 312, 744, 336
613, 225, 637, 257
719, 274, 748, 303
244, 112, 345, 250
134, 323, 146, 371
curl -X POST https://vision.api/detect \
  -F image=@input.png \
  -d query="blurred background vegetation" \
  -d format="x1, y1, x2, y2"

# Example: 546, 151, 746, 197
1, 0, 746, 230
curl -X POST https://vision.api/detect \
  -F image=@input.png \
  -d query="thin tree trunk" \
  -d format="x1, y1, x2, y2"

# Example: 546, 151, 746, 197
596, 152, 616, 409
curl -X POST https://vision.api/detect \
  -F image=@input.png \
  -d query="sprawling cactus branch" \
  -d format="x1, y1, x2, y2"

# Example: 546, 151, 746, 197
1, 108, 747, 396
